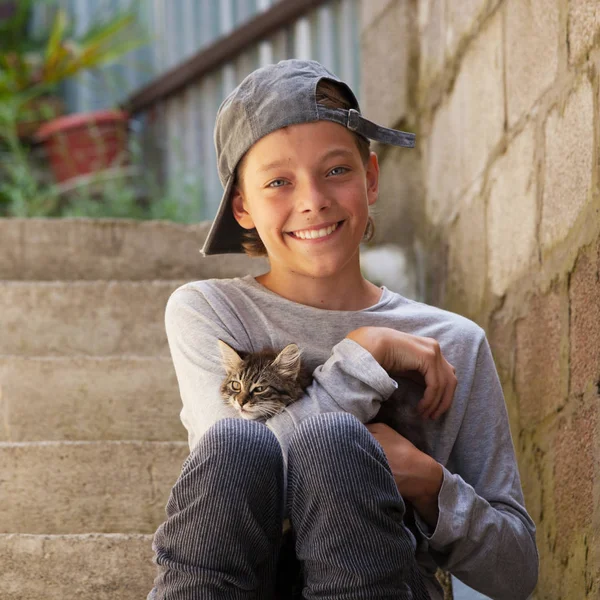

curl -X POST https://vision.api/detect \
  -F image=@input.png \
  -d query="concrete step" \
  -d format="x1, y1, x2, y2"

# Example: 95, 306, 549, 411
0, 217, 266, 280
0, 356, 187, 442
0, 280, 186, 356
0, 441, 189, 534
0, 533, 156, 599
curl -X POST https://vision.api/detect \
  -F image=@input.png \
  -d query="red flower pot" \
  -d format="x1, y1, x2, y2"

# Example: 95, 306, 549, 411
35, 109, 130, 184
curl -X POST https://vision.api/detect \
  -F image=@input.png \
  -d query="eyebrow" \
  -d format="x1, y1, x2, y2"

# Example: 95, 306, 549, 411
257, 147, 356, 174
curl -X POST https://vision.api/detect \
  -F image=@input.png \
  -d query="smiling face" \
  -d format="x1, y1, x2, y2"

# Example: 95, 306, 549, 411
231, 120, 379, 286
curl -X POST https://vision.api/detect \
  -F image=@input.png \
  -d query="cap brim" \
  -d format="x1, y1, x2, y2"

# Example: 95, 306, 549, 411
200, 176, 246, 256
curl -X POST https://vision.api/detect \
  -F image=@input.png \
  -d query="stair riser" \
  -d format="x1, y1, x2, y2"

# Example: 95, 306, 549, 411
0, 442, 189, 534
0, 281, 185, 356
0, 534, 156, 599
0, 218, 266, 280
0, 357, 187, 442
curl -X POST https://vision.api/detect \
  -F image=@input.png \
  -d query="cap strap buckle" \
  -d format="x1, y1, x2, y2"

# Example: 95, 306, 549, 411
346, 108, 415, 148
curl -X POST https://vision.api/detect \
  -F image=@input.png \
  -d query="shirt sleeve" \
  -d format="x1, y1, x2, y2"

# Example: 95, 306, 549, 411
165, 285, 398, 457
412, 333, 539, 600
265, 337, 399, 461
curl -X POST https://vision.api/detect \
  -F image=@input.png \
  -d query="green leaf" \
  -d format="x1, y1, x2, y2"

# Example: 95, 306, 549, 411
75, 38, 149, 71
45, 9, 69, 67
79, 12, 136, 48
0, 0, 33, 53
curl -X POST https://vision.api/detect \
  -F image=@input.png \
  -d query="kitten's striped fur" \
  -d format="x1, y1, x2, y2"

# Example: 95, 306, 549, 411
218, 340, 312, 420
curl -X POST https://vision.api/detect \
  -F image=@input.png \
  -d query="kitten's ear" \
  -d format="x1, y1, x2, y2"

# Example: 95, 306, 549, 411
218, 340, 243, 371
272, 344, 303, 379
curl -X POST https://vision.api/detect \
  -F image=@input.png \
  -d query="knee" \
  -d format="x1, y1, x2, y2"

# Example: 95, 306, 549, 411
288, 412, 373, 459
185, 418, 283, 473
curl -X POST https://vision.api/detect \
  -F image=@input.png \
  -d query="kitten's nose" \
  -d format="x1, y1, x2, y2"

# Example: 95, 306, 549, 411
237, 393, 250, 407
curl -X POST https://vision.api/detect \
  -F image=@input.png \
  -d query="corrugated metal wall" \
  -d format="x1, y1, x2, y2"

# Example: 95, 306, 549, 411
35, 0, 361, 221
152, 0, 361, 220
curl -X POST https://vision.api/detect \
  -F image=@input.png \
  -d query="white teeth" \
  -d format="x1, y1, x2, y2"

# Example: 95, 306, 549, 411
293, 222, 338, 240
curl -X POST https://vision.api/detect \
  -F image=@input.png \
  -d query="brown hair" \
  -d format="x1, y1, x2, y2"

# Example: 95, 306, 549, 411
234, 79, 375, 257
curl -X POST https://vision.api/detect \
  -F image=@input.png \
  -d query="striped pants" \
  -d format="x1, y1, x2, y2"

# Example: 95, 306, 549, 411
148, 412, 431, 599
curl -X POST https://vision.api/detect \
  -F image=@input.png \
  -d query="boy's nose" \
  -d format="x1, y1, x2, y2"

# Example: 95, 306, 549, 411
297, 181, 332, 213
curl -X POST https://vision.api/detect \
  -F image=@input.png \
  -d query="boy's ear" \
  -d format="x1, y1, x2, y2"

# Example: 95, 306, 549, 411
366, 151, 380, 207
231, 186, 256, 230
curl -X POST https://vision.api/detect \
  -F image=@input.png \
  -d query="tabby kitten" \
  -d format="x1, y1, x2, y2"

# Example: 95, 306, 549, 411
218, 340, 312, 420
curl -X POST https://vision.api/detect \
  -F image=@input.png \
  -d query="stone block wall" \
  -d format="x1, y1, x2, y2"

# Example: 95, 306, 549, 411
361, 0, 600, 598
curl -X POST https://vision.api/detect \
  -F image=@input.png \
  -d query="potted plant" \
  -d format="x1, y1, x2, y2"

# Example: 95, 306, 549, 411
0, 0, 148, 184
0, 0, 64, 139
0, 0, 63, 216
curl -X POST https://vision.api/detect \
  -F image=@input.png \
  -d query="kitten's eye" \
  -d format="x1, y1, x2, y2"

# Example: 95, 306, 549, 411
253, 386, 265, 393
230, 381, 241, 391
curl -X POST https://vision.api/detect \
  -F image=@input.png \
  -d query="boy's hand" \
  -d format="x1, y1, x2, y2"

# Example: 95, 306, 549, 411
365, 421, 442, 529
346, 326, 457, 420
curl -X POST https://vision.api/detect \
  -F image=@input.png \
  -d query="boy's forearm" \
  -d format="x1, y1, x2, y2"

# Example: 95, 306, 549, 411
348, 328, 444, 528
367, 420, 443, 530
345, 327, 387, 366
404, 456, 443, 529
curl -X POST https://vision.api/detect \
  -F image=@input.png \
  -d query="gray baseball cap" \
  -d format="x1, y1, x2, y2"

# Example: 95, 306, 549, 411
201, 58, 416, 256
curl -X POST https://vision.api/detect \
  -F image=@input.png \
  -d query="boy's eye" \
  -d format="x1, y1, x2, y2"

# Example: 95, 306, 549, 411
268, 179, 287, 188
230, 381, 241, 391
329, 166, 349, 176
267, 167, 348, 188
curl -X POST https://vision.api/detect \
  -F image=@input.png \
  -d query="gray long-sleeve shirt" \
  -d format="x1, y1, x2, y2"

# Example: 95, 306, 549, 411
164, 275, 539, 600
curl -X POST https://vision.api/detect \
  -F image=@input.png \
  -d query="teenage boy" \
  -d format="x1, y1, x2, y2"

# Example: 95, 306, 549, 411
148, 59, 538, 600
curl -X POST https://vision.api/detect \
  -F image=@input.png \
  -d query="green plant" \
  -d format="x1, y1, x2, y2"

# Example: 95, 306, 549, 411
58, 166, 204, 223
0, 0, 151, 217
0, 163, 60, 217
0, 98, 61, 216
0, 155, 205, 222
0, 127, 204, 221
0, 0, 148, 100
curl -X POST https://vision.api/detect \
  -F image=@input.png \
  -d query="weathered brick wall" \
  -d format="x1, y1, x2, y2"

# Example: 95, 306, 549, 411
361, 1, 600, 598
